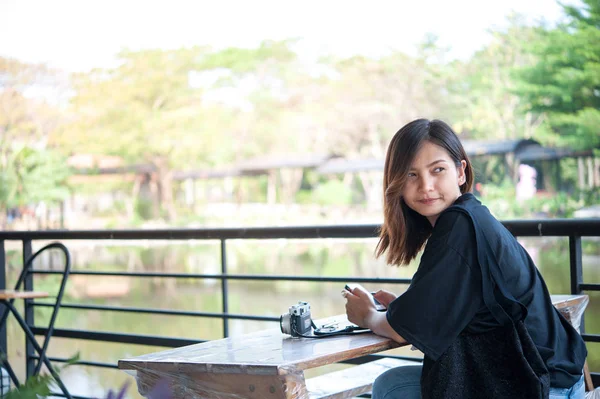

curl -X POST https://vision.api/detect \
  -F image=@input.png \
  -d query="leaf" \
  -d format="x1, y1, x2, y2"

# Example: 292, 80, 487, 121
5, 374, 52, 399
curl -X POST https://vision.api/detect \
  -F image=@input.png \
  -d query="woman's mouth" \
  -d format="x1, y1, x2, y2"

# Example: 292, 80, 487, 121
419, 198, 438, 205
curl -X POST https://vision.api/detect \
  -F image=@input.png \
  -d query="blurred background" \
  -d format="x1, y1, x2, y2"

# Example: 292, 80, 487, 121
1, 0, 599, 397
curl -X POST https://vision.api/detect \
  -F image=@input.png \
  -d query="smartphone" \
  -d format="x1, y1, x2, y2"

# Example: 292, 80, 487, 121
344, 284, 386, 311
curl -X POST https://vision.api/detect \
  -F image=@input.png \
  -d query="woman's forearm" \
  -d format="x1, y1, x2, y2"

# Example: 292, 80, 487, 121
366, 311, 407, 345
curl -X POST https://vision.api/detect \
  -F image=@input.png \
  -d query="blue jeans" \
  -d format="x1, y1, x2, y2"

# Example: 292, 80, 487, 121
549, 374, 585, 399
372, 365, 422, 399
372, 365, 585, 399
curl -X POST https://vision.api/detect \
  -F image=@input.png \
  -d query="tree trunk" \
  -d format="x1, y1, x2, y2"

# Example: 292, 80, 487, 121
577, 157, 585, 190
152, 157, 176, 221
594, 157, 600, 188
267, 170, 277, 205
149, 172, 160, 219
279, 168, 303, 204
587, 157, 594, 189
358, 171, 383, 212
127, 175, 143, 221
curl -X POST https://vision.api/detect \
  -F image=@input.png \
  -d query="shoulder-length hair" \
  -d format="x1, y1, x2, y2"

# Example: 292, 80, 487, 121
375, 119, 474, 266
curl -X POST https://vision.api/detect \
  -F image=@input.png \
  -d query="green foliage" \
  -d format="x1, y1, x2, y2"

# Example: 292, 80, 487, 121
311, 180, 353, 206
5, 374, 52, 399
0, 57, 71, 214
449, 15, 541, 140
295, 189, 314, 205
60, 41, 301, 167
135, 198, 155, 221
0, 145, 71, 208
316, 41, 452, 159
479, 179, 518, 217
197, 40, 297, 75
513, 0, 600, 149
5, 353, 80, 398
482, 179, 599, 218
62, 48, 207, 164
2, 8, 598, 224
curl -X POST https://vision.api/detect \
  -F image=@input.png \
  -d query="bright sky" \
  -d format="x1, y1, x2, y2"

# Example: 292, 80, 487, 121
0, 0, 570, 72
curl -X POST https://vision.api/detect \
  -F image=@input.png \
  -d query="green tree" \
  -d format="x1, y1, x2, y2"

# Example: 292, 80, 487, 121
448, 16, 543, 141
312, 39, 452, 208
58, 41, 304, 217
0, 145, 70, 207
58, 47, 222, 219
0, 57, 71, 226
514, 0, 600, 150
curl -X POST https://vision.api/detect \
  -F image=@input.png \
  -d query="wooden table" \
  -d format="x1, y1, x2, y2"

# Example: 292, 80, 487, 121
0, 290, 49, 300
118, 294, 590, 399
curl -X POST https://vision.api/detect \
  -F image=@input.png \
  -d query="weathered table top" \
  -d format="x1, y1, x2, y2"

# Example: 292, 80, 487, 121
118, 314, 399, 376
117, 294, 589, 377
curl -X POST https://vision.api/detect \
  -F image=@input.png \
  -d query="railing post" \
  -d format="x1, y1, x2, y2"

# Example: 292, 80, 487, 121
569, 236, 583, 295
221, 239, 229, 338
0, 241, 6, 358
22, 240, 34, 378
569, 236, 585, 334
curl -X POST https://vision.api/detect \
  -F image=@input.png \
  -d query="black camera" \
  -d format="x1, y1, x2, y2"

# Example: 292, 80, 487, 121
280, 301, 312, 337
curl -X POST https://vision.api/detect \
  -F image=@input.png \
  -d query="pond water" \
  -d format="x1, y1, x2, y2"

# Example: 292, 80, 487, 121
4, 236, 600, 398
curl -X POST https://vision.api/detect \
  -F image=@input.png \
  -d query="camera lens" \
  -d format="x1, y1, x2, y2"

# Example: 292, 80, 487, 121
280, 314, 291, 335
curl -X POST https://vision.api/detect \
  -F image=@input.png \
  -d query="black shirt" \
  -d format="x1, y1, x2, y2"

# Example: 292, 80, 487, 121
386, 193, 587, 388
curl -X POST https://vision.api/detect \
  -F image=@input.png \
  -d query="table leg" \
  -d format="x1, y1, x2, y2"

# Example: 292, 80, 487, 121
5, 302, 72, 399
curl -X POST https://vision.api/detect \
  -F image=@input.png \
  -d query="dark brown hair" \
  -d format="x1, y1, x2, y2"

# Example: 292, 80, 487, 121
375, 119, 474, 266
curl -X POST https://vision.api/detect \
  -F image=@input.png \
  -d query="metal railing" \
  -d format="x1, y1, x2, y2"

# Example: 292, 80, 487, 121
0, 218, 599, 397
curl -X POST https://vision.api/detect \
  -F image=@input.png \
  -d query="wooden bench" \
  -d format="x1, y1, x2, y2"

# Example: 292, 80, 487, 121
552, 294, 593, 392
306, 357, 418, 399
118, 294, 591, 398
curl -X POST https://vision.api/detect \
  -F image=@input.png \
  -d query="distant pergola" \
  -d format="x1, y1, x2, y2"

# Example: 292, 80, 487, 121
172, 154, 337, 204
313, 139, 595, 185
69, 139, 599, 206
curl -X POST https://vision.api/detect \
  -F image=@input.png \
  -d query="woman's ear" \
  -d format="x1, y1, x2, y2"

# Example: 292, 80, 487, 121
458, 160, 467, 185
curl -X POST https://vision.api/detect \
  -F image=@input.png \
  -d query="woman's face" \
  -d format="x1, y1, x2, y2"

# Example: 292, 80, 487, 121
401, 141, 467, 226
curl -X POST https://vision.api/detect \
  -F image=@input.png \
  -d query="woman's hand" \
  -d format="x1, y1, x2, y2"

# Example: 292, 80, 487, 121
372, 289, 397, 308
342, 284, 377, 328
342, 285, 407, 345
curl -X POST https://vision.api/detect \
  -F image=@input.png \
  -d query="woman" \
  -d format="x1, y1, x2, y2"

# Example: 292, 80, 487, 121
342, 119, 587, 399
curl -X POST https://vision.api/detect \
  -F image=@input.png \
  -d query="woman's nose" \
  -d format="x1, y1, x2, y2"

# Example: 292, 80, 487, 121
418, 176, 434, 191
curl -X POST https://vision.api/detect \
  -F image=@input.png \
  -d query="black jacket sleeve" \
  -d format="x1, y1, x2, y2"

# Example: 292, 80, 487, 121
385, 211, 485, 360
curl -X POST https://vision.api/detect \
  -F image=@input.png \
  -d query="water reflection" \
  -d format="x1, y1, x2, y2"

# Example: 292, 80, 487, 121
4, 237, 599, 397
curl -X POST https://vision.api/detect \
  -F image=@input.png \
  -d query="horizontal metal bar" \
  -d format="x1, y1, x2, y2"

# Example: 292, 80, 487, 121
31, 270, 411, 284
0, 225, 381, 240
582, 333, 600, 343
502, 220, 600, 237
29, 355, 118, 369
33, 302, 280, 321
0, 219, 598, 241
579, 283, 600, 291
31, 327, 205, 347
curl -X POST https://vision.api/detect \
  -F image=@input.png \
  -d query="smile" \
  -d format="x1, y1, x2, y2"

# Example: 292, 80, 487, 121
419, 198, 439, 205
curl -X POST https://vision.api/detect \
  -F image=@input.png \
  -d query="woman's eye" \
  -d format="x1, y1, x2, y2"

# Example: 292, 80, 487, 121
433, 167, 445, 173
408, 173, 416, 178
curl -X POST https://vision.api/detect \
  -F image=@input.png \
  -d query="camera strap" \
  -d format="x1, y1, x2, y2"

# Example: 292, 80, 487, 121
313, 324, 371, 336
292, 320, 371, 338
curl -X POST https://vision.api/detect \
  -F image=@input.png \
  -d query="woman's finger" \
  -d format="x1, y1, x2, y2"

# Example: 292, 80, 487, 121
372, 289, 397, 307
